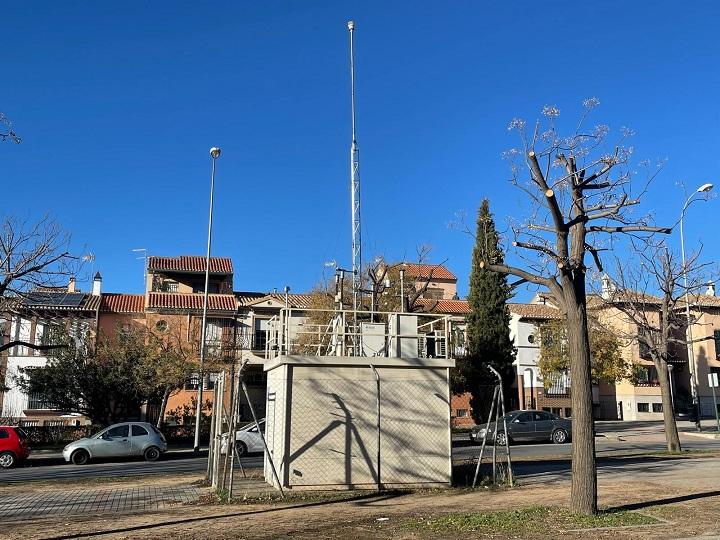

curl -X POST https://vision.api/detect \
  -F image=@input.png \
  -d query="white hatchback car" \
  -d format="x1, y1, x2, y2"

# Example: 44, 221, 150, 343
221, 419, 265, 456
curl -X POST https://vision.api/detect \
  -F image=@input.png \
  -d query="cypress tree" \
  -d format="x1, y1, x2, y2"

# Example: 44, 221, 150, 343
463, 199, 516, 423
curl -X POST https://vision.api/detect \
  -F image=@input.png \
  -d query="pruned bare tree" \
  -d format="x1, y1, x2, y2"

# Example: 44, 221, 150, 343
0, 215, 77, 353
479, 99, 670, 515
0, 113, 21, 144
598, 240, 715, 451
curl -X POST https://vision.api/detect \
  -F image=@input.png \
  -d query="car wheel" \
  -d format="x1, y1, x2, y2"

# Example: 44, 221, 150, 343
496, 432, 509, 447
0, 451, 16, 469
236, 441, 248, 457
71, 449, 90, 465
144, 446, 161, 462
552, 429, 569, 444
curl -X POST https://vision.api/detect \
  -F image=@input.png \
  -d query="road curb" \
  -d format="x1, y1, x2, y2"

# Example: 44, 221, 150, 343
683, 431, 720, 440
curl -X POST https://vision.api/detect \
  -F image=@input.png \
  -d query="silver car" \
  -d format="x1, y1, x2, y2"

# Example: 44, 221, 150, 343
63, 422, 168, 465
470, 410, 572, 446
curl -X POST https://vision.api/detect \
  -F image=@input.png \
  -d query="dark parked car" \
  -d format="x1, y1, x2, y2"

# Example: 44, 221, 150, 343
0, 426, 31, 468
470, 410, 572, 446
675, 407, 699, 422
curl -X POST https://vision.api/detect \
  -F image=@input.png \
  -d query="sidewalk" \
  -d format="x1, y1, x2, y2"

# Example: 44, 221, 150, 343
0, 484, 204, 521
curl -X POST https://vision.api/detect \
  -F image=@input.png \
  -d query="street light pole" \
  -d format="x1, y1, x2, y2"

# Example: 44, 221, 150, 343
679, 182, 713, 432
193, 146, 222, 452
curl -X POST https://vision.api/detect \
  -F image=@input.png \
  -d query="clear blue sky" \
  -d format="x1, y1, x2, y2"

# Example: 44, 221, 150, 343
2, 1, 718, 298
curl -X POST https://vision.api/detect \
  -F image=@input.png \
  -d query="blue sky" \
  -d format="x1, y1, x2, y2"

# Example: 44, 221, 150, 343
2, 1, 719, 298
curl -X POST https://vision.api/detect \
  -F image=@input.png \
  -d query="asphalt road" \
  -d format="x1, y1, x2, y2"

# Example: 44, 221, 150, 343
1, 450, 263, 484
452, 436, 720, 461
3, 421, 718, 484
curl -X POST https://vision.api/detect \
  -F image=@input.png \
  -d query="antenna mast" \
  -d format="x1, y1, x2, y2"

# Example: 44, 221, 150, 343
348, 20, 362, 313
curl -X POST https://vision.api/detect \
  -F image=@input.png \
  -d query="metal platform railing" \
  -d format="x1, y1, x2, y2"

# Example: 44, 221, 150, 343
263, 307, 457, 360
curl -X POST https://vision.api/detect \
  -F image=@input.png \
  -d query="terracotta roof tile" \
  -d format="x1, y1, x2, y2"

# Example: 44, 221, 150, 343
147, 256, 233, 274
508, 303, 563, 320
235, 291, 268, 306
241, 293, 315, 310
271, 293, 314, 309
100, 294, 145, 313
148, 292, 237, 311
415, 298, 470, 315
402, 263, 456, 281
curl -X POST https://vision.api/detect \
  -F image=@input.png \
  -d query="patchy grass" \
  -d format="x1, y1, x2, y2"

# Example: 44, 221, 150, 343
193, 485, 401, 506
402, 506, 658, 535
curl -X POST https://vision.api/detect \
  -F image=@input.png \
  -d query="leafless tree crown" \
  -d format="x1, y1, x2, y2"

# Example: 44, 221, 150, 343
481, 99, 670, 311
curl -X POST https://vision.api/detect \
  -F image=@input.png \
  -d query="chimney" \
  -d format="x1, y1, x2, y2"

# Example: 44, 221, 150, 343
68, 276, 77, 293
92, 272, 102, 296
601, 274, 616, 300
706, 282, 716, 297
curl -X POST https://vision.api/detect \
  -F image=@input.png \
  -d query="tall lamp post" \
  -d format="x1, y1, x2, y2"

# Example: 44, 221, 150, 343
679, 182, 713, 431
193, 146, 222, 452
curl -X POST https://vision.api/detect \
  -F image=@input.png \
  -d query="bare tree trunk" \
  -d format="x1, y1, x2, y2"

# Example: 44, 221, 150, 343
567, 298, 598, 515
156, 387, 171, 428
656, 359, 681, 452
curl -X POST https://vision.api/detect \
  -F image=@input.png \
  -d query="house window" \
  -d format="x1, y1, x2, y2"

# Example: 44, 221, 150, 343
551, 407, 561, 416
254, 319, 269, 351
639, 339, 652, 359
564, 408, 572, 418
633, 366, 659, 386
185, 374, 200, 390
455, 409, 468, 418
162, 281, 179, 293
714, 330, 720, 359
28, 391, 53, 410
652, 403, 663, 413
422, 288, 444, 300
193, 282, 219, 294
205, 318, 224, 355
206, 372, 219, 390
637, 403, 650, 413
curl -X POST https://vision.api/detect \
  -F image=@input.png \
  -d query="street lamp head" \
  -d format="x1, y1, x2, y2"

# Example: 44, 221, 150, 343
347, 20, 355, 31
697, 183, 714, 193
209, 147, 221, 159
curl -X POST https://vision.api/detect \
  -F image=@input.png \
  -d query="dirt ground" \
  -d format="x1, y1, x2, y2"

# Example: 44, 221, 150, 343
4, 471, 720, 540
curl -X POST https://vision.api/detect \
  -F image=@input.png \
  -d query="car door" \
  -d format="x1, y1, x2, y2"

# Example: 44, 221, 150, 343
533, 411, 555, 440
246, 421, 265, 452
94, 424, 131, 457
130, 424, 151, 455
508, 412, 534, 440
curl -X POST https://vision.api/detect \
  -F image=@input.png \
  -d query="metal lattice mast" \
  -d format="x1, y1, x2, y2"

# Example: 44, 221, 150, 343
348, 20, 362, 313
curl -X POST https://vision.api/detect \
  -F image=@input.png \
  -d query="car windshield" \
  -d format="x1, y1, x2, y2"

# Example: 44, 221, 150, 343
15, 427, 28, 440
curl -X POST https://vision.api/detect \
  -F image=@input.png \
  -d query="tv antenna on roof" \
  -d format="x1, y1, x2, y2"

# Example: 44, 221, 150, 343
132, 248, 148, 290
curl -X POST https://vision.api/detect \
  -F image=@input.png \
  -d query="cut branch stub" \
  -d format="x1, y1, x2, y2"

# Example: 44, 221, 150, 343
545, 189, 555, 198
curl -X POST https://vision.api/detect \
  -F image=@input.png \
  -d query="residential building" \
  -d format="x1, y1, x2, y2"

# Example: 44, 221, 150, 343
0, 275, 103, 426
402, 263, 458, 300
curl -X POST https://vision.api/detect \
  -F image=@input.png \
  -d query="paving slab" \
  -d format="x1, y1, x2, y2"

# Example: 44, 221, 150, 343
0, 484, 204, 521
